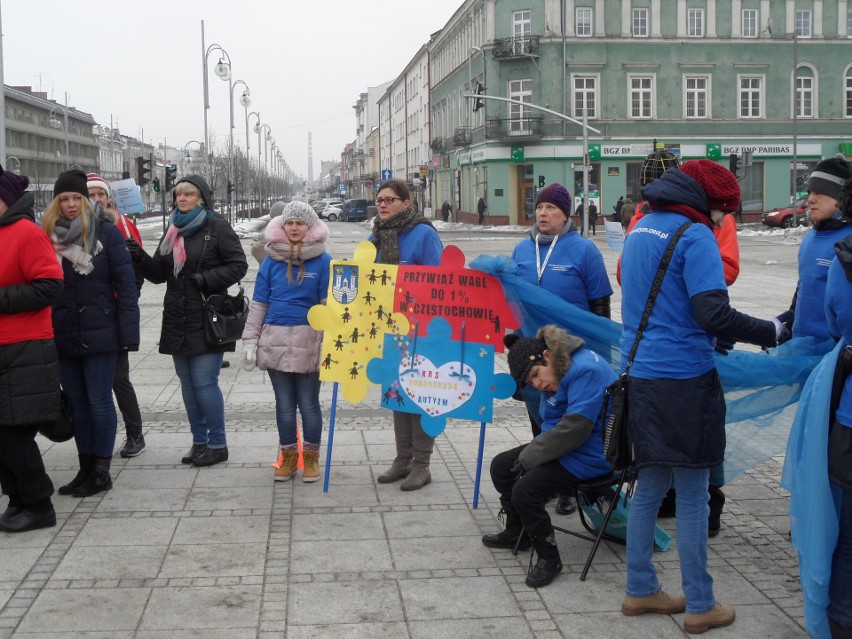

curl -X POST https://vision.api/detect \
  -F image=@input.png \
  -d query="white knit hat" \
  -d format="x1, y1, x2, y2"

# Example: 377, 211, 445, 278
281, 201, 318, 228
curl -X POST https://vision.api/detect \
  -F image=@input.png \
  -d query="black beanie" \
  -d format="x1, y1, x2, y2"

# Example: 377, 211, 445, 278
807, 157, 850, 200
504, 333, 547, 390
53, 169, 89, 199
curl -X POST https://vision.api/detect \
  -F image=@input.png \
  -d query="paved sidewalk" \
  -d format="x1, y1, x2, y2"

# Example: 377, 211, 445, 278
0, 229, 808, 638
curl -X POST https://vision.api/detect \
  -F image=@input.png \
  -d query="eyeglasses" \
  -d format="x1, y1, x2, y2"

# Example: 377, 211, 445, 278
375, 196, 402, 206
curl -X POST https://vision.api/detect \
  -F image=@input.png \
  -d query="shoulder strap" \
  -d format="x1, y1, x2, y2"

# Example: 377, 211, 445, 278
625, 222, 692, 372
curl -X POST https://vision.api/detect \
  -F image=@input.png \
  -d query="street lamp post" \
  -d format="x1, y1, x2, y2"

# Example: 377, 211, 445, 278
247, 112, 260, 215
5, 156, 21, 174
228, 79, 250, 222
48, 101, 70, 169
183, 140, 204, 178
254, 123, 272, 215
201, 20, 231, 184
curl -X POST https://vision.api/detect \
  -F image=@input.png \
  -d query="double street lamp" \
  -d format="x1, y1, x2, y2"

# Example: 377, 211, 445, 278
48, 103, 70, 169
5, 156, 21, 175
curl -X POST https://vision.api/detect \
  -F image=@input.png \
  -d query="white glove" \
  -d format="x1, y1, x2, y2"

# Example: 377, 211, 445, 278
242, 339, 257, 372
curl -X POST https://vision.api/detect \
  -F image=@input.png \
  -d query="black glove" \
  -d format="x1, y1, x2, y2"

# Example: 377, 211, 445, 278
714, 337, 735, 356
189, 272, 206, 291
125, 238, 144, 263
510, 458, 525, 480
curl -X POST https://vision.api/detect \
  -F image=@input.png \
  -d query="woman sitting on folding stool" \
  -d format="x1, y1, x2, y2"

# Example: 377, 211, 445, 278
482, 324, 615, 588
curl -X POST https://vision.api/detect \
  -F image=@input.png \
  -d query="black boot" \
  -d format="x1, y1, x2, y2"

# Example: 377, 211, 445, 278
58, 454, 96, 496
482, 499, 531, 551
526, 533, 563, 588
71, 459, 112, 498
555, 492, 578, 515
708, 486, 725, 538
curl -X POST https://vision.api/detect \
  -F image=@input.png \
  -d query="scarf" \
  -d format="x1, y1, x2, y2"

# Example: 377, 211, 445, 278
666, 203, 714, 229
529, 218, 577, 243
371, 205, 431, 265
265, 239, 327, 283
160, 205, 212, 276
52, 206, 102, 275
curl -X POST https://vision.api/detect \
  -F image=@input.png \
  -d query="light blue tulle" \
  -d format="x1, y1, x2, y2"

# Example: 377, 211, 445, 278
471, 254, 833, 483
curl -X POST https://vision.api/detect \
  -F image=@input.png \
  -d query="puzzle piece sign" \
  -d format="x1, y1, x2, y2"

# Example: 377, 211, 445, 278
366, 317, 516, 436
396, 245, 519, 352
308, 243, 409, 403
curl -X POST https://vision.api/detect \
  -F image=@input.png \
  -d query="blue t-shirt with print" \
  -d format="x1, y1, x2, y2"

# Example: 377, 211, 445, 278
537, 347, 615, 479
370, 223, 443, 266
620, 212, 726, 379
253, 253, 332, 326
511, 231, 613, 311
794, 225, 852, 341
825, 257, 852, 428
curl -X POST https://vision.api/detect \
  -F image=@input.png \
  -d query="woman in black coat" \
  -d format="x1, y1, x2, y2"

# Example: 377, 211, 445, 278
42, 170, 140, 498
0, 167, 64, 532
129, 175, 247, 467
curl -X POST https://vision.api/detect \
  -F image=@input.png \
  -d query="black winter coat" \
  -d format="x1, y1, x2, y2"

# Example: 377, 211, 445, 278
141, 214, 248, 356
52, 220, 140, 358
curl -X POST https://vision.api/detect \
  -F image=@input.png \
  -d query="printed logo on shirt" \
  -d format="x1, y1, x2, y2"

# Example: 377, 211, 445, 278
548, 264, 578, 273
816, 258, 834, 268
546, 396, 557, 407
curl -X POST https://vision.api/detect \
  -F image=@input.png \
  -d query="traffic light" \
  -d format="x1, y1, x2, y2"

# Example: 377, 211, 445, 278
136, 156, 151, 187
473, 82, 485, 112
152, 177, 160, 192
729, 153, 745, 180
227, 181, 234, 196
538, 175, 546, 188
164, 163, 177, 191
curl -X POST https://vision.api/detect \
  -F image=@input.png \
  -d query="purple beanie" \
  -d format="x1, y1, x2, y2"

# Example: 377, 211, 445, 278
0, 167, 30, 207
535, 183, 572, 218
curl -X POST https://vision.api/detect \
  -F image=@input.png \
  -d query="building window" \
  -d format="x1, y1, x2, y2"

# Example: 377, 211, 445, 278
845, 72, 852, 117
688, 8, 705, 37
629, 75, 654, 118
509, 79, 533, 135
738, 75, 764, 118
513, 10, 531, 38
576, 7, 592, 37
632, 7, 649, 37
795, 10, 812, 38
572, 75, 598, 118
796, 72, 814, 118
847, 8, 852, 37
742, 9, 758, 37
684, 76, 710, 118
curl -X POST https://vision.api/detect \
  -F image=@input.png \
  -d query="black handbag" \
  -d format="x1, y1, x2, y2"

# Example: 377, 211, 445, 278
201, 286, 249, 346
38, 389, 74, 443
601, 222, 691, 470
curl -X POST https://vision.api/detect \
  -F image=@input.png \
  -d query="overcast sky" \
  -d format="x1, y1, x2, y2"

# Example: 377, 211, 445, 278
2, 0, 464, 179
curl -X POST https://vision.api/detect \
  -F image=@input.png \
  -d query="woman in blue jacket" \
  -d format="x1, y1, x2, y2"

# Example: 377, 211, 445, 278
371, 179, 443, 491
42, 170, 140, 498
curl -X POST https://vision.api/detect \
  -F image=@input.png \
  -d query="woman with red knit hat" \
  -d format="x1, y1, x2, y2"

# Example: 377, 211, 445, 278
510, 182, 612, 515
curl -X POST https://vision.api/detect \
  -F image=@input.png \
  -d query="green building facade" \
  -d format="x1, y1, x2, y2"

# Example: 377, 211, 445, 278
429, 0, 852, 224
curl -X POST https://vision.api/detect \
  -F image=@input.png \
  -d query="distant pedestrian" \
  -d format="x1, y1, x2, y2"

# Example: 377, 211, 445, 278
242, 201, 332, 483
477, 196, 487, 225
87, 173, 146, 459
0, 164, 63, 533
441, 200, 451, 222
613, 195, 624, 222
620, 197, 634, 230
588, 201, 598, 235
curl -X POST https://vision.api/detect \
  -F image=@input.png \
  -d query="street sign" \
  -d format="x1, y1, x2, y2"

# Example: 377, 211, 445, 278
381, 169, 393, 180
338, 184, 345, 193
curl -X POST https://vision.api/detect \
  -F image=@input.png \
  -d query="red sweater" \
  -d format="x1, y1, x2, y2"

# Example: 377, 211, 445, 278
0, 219, 63, 345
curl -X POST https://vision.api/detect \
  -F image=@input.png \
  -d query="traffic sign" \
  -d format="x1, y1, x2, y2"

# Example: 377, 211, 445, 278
338, 184, 345, 193
381, 169, 393, 180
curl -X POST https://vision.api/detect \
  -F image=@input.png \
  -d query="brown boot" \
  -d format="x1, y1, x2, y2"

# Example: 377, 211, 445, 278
274, 449, 299, 482
377, 412, 414, 483
684, 602, 735, 634
302, 451, 320, 483
622, 590, 686, 616
400, 420, 434, 491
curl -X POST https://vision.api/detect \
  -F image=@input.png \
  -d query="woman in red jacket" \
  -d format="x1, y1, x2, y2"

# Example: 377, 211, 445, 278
0, 166, 64, 533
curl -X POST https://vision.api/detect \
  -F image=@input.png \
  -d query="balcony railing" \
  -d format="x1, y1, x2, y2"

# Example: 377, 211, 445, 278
486, 117, 543, 139
430, 137, 448, 153
452, 127, 471, 146
492, 36, 540, 59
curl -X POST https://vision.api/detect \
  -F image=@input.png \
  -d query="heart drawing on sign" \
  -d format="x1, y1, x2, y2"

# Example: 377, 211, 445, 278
398, 354, 476, 417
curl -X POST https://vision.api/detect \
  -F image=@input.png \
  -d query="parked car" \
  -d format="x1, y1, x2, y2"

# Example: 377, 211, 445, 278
340, 199, 370, 222
320, 205, 342, 221
761, 195, 809, 228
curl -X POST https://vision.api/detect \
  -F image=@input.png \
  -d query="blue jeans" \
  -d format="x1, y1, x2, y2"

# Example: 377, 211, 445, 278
172, 353, 227, 448
267, 370, 322, 446
626, 465, 715, 614
829, 485, 852, 629
59, 353, 118, 458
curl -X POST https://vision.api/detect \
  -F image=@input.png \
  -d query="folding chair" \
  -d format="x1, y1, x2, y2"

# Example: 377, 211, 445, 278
513, 466, 634, 581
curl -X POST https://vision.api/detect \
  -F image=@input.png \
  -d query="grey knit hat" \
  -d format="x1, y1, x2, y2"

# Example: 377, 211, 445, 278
807, 156, 850, 200
280, 201, 318, 228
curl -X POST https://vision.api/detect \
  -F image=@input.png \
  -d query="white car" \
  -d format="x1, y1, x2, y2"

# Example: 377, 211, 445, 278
321, 205, 342, 221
